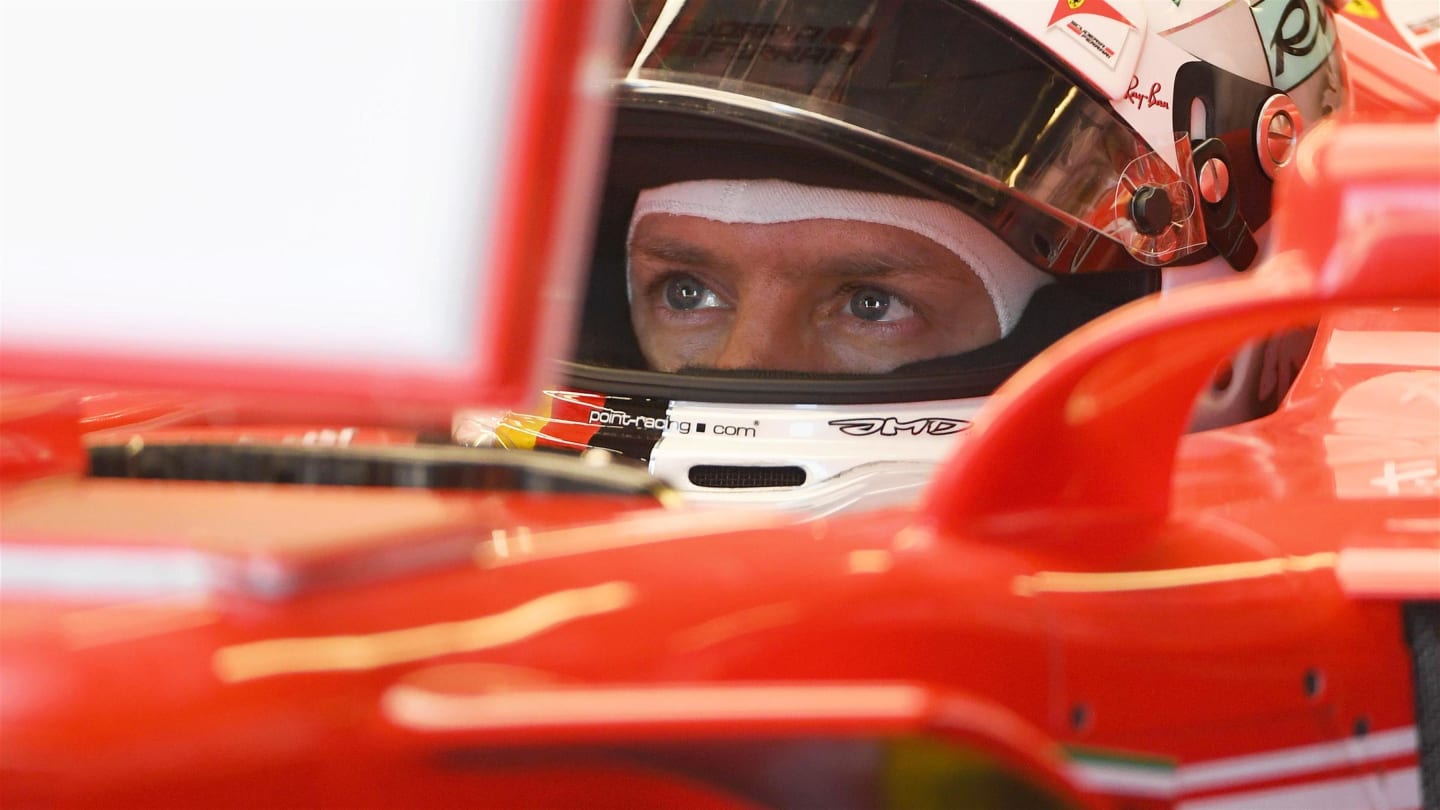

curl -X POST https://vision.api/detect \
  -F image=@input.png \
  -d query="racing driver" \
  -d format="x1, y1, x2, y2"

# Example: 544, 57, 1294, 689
457, 0, 1347, 514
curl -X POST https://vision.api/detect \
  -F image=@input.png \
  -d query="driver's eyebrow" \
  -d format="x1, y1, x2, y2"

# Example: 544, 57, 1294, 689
815, 247, 947, 279
629, 236, 718, 268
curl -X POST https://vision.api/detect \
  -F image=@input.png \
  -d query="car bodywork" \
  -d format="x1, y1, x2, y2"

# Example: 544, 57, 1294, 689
4, 116, 1438, 810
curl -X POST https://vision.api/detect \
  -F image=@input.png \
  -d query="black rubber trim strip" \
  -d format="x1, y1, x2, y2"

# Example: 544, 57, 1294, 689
88, 441, 672, 501
1405, 602, 1440, 810
561, 360, 1014, 404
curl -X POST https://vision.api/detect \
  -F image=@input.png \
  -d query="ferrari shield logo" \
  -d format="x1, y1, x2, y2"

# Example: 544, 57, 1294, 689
1341, 0, 1380, 19
1050, 0, 1133, 27
1047, 0, 1136, 69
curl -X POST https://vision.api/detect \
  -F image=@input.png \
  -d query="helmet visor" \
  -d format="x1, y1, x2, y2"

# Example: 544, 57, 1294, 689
620, 0, 1205, 268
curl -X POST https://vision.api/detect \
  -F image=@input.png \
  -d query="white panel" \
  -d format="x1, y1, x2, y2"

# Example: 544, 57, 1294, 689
1, 0, 523, 368
1326, 331, 1440, 368
1178, 767, 1419, 810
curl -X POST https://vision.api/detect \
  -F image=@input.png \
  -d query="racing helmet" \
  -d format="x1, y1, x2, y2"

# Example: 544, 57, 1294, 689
457, 0, 1347, 514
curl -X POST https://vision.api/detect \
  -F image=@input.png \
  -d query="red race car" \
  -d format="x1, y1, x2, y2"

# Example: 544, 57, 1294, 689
2, 1, 1437, 808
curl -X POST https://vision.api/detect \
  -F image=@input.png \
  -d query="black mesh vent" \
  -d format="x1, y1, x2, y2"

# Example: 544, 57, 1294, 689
688, 465, 806, 489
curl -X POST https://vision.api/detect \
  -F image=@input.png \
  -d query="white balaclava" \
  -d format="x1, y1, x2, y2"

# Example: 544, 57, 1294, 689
628, 178, 1052, 335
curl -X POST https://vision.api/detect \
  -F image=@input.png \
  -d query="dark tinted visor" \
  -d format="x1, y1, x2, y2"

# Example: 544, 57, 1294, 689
619, 0, 1206, 267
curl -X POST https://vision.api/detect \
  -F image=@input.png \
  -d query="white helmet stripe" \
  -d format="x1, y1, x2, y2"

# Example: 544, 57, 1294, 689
629, 179, 1051, 335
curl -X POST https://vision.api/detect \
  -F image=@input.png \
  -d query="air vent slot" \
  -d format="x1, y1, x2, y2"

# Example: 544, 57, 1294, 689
688, 465, 806, 489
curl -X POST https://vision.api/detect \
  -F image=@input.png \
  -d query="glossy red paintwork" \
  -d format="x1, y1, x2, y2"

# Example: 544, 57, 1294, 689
3, 118, 1437, 809
925, 116, 1440, 534
1337, 0, 1440, 116
3, 25, 1440, 810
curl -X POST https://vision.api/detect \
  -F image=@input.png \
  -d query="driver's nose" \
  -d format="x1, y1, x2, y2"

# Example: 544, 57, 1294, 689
709, 299, 809, 371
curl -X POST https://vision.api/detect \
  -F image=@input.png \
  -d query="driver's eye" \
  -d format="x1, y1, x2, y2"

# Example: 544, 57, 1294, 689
664, 275, 720, 311
849, 287, 913, 322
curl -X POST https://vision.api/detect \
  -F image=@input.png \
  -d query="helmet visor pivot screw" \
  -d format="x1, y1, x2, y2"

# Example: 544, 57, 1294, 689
1257, 95, 1305, 179
1129, 185, 1174, 237
1199, 158, 1230, 205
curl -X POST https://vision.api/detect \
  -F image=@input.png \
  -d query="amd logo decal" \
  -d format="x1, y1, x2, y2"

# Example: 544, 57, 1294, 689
828, 417, 971, 437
